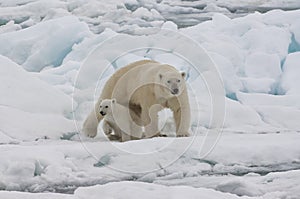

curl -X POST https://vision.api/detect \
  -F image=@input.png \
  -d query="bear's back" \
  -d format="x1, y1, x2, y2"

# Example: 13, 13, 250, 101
100, 60, 179, 100
100, 60, 158, 99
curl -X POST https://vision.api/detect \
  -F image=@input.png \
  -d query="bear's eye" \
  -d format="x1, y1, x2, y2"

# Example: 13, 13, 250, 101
177, 79, 180, 83
100, 106, 102, 108
105, 106, 109, 108
167, 80, 171, 84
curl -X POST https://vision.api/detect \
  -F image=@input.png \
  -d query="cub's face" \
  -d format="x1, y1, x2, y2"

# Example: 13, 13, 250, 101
99, 99, 115, 116
159, 71, 186, 96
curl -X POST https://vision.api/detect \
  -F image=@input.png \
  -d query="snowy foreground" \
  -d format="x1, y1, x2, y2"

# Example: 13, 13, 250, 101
1, 133, 300, 198
1, 0, 300, 198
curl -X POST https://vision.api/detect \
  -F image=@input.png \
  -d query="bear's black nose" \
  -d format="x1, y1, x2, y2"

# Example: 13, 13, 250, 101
171, 88, 179, 95
100, 111, 106, 116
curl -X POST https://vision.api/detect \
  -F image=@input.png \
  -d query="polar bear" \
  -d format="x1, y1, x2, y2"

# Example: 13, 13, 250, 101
83, 60, 190, 139
99, 98, 143, 142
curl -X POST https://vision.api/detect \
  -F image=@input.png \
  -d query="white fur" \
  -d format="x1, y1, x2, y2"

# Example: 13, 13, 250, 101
100, 99, 143, 142
83, 60, 190, 139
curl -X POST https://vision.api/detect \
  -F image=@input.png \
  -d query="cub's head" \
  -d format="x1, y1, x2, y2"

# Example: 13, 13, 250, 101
159, 71, 186, 96
99, 99, 116, 116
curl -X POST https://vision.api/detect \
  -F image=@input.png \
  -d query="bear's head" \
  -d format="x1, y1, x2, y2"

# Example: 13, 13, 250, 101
99, 98, 116, 116
158, 71, 186, 97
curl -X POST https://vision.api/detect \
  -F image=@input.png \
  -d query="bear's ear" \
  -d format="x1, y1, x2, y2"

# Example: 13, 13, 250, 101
159, 73, 163, 80
181, 71, 186, 79
111, 98, 116, 104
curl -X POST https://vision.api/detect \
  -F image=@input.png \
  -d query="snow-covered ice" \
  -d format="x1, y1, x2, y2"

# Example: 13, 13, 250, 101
0, 133, 300, 198
0, 0, 300, 198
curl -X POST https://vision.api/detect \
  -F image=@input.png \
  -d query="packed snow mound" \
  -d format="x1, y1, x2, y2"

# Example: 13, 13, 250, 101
0, 16, 91, 72
242, 52, 281, 93
74, 181, 251, 199
0, 55, 77, 140
280, 52, 300, 94
0, 55, 73, 114
0, 192, 71, 199
0, 181, 253, 199
216, 179, 263, 197
180, 10, 300, 132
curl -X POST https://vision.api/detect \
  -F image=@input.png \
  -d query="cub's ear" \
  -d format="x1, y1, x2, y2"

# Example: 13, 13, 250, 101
159, 74, 163, 79
111, 98, 116, 104
181, 71, 186, 79
99, 98, 102, 103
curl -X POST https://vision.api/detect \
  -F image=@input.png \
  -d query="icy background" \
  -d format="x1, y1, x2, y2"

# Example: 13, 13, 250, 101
1, 0, 300, 198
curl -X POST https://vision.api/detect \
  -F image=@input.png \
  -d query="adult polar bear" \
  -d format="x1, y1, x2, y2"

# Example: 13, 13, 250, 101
83, 60, 191, 139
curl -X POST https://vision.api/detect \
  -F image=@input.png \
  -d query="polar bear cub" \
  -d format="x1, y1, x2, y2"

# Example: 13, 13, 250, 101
99, 99, 143, 142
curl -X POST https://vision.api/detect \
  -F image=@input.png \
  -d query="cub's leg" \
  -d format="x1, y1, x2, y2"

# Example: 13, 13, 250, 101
103, 120, 112, 136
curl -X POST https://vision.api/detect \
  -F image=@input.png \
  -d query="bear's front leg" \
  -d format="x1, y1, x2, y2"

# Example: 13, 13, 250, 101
112, 127, 123, 142
102, 120, 112, 135
173, 106, 190, 137
168, 95, 191, 137
82, 109, 102, 138
143, 104, 163, 138
103, 121, 120, 141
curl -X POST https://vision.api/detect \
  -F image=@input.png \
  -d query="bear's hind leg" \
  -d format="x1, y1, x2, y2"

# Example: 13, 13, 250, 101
121, 131, 131, 142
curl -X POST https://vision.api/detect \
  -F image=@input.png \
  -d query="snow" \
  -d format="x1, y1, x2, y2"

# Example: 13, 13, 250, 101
0, 55, 73, 114
1, 0, 300, 198
244, 53, 281, 79
0, 16, 91, 71
0, 181, 253, 199
132, 7, 163, 21
74, 181, 252, 199
0, 192, 71, 199
0, 133, 300, 197
0, 55, 76, 140
0, 20, 21, 34
243, 52, 282, 93
241, 26, 291, 60
216, 179, 264, 197
281, 52, 300, 94
223, 98, 267, 131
